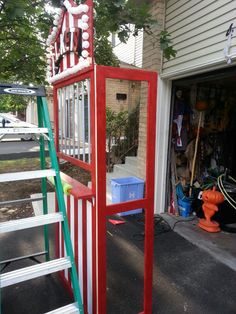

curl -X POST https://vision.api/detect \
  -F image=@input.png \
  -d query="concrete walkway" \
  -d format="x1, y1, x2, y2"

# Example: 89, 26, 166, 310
162, 213, 236, 272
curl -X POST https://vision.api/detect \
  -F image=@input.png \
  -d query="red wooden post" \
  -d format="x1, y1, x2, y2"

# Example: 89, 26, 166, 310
49, 2, 158, 313
94, 65, 108, 314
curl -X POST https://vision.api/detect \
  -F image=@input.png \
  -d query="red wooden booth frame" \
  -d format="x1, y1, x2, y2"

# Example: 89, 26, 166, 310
52, 64, 157, 314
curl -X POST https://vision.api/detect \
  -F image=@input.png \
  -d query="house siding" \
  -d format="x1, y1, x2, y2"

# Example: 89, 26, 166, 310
141, 0, 236, 213
163, 0, 236, 77
134, 31, 143, 67
113, 25, 143, 68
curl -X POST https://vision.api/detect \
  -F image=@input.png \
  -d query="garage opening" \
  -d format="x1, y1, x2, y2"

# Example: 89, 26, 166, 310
168, 67, 236, 229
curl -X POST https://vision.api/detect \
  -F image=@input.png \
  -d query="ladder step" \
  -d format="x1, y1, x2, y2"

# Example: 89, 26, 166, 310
0, 196, 44, 206
45, 303, 79, 314
0, 251, 47, 265
0, 257, 71, 288
0, 213, 63, 233
0, 169, 56, 183
0, 127, 48, 135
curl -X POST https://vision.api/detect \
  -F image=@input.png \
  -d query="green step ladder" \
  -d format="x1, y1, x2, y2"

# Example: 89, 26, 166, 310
0, 84, 84, 314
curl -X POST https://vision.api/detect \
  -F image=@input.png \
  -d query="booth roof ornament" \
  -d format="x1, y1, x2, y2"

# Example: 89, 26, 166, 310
46, 0, 92, 84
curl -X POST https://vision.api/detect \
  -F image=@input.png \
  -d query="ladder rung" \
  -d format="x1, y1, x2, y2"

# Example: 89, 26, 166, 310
0, 251, 47, 265
0, 127, 48, 135
0, 196, 44, 206
0, 213, 63, 233
0, 169, 56, 183
0, 257, 71, 288
45, 303, 79, 314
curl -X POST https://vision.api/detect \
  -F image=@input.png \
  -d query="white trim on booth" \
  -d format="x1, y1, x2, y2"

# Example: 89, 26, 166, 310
154, 77, 172, 214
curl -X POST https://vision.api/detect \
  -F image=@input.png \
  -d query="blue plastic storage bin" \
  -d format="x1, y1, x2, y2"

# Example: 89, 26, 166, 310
111, 176, 144, 216
178, 198, 192, 217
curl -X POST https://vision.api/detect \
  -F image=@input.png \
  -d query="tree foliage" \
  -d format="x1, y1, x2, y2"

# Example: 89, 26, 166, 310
0, 0, 51, 85
94, 36, 119, 67
106, 106, 128, 136
0, 0, 176, 111
0, 95, 28, 113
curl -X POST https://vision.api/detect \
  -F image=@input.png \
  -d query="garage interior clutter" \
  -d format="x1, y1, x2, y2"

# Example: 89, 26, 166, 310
169, 67, 236, 231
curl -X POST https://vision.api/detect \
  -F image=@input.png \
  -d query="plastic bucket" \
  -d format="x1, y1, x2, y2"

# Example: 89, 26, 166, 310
178, 198, 192, 217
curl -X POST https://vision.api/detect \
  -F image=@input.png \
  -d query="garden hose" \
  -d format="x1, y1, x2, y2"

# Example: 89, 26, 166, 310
217, 174, 236, 210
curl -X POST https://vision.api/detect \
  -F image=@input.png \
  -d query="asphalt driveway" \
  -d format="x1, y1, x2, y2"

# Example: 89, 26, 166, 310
0, 141, 47, 160
1, 214, 236, 314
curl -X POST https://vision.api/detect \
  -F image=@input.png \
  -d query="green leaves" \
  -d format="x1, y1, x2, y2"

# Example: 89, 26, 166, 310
0, 95, 28, 112
160, 30, 176, 60
106, 106, 128, 136
94, 0, 151, 40
94, 36, 119, 66
0, 0, 50, 85
94, 0, 176, 62
0, 0, 177, 97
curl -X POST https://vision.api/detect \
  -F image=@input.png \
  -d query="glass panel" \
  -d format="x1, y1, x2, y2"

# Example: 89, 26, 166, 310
105, 78, 148, 210
57, 79, 91, 164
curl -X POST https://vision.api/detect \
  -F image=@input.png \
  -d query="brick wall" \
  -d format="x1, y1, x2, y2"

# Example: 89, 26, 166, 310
106, 79, 141, 113
142, 0, 165, 72
137, 0, 164, 179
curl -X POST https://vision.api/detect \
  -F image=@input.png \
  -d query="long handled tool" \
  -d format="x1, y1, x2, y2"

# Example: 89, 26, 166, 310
189, 99, 208, 197
189, 111, 202, 197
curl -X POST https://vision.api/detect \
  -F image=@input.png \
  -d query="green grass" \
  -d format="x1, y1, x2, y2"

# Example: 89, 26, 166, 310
0, 158, 50, 173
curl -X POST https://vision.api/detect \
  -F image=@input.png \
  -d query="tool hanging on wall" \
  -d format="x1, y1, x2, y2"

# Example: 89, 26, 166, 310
189, 100, 208, 197
224, 23, 235, 64
170, 148, 179, 215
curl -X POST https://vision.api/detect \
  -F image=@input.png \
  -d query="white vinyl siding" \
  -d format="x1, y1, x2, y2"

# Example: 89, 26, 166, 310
134, 31, 143, 67
113, 25, 143, 67
162, 0, 236, 77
